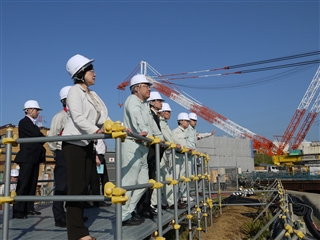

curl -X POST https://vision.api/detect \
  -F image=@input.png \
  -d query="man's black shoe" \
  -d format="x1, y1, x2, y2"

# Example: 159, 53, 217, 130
131, 212, 145, 223
150, 208, 158, 215
55, 219, 67, 228
27, 210, 41, 215
141, 210, 156, 219
99, 202, 112, 207
122, 217, 142, 226
153, 204, 169, 210
84, 202, 94, 208
13, 213, 27, 219
170, 202, 187, 209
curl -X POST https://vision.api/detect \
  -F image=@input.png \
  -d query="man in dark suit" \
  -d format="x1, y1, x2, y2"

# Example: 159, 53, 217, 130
13, 100, 46, 219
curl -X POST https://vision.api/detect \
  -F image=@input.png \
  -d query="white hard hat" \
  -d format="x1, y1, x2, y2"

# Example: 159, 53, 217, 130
177, 112, 190, 121
147, 91, 164, 102
189, 112, 197, 120
66, 54, 94, 78
59, 86, 72, 100
130, 74, 151, 87
11, 169, 19, 177
23, 100, 42, 110
159, 102, 172, 112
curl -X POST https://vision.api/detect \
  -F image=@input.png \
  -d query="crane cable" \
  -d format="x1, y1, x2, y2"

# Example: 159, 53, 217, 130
161, 58, 320, 81
172, 65, 315, 90
157, 50, 320, 78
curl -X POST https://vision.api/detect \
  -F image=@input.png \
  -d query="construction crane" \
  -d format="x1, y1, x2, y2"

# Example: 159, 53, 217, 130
117, 61, 279, 156
275, 66, 320, 155
291, 91, 320, 150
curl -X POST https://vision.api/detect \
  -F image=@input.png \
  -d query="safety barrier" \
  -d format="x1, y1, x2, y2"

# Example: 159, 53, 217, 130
0, 120, 213, 240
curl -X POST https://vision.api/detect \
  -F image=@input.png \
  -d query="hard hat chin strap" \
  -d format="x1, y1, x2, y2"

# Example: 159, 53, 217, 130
74, 76, 89, 87
150, 101, 161, 111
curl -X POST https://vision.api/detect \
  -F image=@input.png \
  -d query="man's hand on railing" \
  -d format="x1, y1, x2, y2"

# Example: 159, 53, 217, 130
139, 132, 148, 137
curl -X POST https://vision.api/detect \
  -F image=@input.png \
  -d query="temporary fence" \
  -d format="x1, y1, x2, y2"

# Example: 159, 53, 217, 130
0, 120, 213, 240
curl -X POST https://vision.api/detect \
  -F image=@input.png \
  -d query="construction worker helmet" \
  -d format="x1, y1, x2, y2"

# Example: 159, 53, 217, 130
147, 91, 164, 102
189, 112, 197, 120
23, 100, 42, 110
177, 112, 190, 121
130, 74, 151, 87
59, 86, 72, 100
159, 102, 172, 112
66, 54, 94, 78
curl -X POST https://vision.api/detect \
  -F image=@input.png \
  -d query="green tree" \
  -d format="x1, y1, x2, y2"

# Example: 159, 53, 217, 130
254, 152, 273, 166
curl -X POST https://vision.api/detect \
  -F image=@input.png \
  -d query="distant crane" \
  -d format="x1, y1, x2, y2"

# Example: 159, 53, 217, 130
275, 66, 320, 155
117, 61, 279, 156
291, 91, 320, 149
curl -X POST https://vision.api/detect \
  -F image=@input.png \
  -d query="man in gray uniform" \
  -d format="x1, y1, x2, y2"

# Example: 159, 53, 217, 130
48, 86, 71, 228
172, 112, 191, 203
185, 112, 198, 202
151, 103, 187, 209
121, 74, 162, 226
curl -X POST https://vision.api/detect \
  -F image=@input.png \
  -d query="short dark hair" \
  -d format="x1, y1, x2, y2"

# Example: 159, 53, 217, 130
73, 64, 94, 83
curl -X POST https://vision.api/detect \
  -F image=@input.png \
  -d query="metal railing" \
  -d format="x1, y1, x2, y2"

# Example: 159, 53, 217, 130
0, 121, 213, 240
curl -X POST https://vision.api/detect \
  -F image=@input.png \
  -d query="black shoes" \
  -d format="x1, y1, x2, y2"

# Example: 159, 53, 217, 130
84, 202, 94, 208
122, 217, 142, 226
153, 204, 169, 210
55, 219, 67, 228
94, 201, 112, 207
27, 210, 41, 215
131, 212, 145, 223
170, 202, 188, 209
13, 213, 28, 219
100, 202, 112, 207
141, 210, 156, 219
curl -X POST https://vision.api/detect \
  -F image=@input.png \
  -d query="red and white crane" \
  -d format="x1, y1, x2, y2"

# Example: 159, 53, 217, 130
275, 66, 320, 155
291, 90, 320, 150
117, 61, 279, 156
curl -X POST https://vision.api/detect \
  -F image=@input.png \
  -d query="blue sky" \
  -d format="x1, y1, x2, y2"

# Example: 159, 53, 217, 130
1, 0, 319, 150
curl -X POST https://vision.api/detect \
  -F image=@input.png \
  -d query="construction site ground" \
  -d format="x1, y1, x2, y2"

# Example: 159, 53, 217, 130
182, 192, 320, 240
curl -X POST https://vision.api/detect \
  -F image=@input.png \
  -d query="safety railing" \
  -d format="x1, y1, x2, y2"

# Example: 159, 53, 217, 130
250, 180, 316, 240
0, 120, 212, 240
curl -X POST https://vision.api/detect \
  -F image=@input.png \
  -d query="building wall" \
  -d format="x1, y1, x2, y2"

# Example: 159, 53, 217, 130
196, 135, 254, 173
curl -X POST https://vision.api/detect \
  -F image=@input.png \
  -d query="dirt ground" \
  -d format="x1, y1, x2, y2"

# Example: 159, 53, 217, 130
199, 205, 258, 240
198, 204, 320, 240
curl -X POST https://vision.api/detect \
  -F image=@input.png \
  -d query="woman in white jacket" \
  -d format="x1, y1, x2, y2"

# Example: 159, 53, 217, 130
62, 54, 109, 240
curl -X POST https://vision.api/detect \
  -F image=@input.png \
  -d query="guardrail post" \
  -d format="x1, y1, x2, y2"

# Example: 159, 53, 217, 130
218, 174, 222, 215
192, 152, 202, 240
205, 155, 213, 226
2, 128, 14, 240
200, 155, 208, 234
115, 137, 122, 240
184, 150, 192, 240
170, 147, 180, 240
155, 141, 163, 237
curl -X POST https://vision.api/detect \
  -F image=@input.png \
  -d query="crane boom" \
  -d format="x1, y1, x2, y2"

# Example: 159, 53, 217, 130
276, 66, 320, 155
291, 91, 320, 149
117, 61, 279, 155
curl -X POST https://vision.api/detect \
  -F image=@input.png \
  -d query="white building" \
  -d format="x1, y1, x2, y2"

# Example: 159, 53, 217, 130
196, 135, 254, 173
